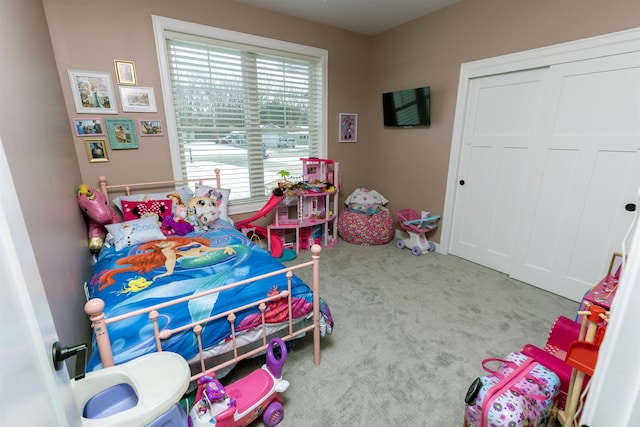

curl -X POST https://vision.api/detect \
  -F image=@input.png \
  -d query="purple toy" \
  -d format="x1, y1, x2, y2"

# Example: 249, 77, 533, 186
162, 214, 195, 236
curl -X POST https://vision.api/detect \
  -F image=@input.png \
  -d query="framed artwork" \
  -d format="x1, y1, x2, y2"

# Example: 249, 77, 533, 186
72, 118, 105, 136
85, 139, 109, 163
114, 60, 137, 85
105, 118, 138, 149
120, 86, 157, 112
68, 69, 118, 114
339, 113, 357, 142
138, 119, 164, 136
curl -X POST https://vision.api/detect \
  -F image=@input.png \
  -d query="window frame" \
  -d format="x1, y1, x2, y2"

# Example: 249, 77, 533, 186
152, 15, 328, 214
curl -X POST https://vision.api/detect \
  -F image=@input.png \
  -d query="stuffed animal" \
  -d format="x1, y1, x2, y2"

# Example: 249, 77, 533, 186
344, 188, 389, 215
161, 215, 195, 236
187, 196, 221, 231
76, 184, 121, 252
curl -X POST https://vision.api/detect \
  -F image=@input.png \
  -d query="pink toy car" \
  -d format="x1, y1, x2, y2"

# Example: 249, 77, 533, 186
188, 338, 289, 427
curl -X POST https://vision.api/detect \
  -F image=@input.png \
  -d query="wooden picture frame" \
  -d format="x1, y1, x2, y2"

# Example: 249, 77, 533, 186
339, 113, 357, 142
138, 119, 164, 136
105, 118, 138, 149
119, 86, 157, 113
68, 69, 118, 114
85, 139, 109, 162
114, 60, 137, 85
72, 118, 105, 136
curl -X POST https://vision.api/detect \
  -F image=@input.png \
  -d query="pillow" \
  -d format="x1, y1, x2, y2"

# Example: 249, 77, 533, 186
104, 216, 166, 251
193, 184, 231, 223
112, 187, 193, 213
121, 199, 172, 222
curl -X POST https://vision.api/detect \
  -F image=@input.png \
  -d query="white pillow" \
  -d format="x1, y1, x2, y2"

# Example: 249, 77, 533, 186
104, 216, 166, 251
193, 184, 232, 223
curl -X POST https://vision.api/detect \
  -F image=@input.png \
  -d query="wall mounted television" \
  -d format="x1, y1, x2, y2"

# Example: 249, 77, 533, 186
382, 86, 430, 127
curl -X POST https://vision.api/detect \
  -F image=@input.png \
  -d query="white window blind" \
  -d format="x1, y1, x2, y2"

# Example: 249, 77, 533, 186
162, 29, 324, 210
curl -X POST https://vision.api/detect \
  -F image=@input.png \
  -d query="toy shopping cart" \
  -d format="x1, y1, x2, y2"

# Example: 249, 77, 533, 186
396, 208, 440, 256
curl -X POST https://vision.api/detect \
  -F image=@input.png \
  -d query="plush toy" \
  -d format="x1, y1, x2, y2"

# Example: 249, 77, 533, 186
344, 188, 389, 215
161, 215, 195, 236
187, 196, 221, 231
76, 184, 121, 252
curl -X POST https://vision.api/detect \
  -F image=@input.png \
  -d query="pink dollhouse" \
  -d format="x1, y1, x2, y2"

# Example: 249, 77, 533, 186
268, 158, 340, 255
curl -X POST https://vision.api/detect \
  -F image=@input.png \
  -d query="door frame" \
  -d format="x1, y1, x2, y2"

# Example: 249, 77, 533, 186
441, 27, 640, 255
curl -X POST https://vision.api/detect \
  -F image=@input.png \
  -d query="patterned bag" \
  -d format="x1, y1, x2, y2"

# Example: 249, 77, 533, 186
464, 352, 560, 427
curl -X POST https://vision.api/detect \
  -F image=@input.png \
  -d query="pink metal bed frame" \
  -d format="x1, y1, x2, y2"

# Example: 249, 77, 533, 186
85, 170, 323, 381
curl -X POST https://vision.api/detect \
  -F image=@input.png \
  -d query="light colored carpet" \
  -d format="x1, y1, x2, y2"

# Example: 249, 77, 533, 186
223, 239, 578, 426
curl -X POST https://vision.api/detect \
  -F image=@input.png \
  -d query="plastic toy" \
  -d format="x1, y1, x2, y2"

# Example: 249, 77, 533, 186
235, 190, 285, 258
76, 184, 121, 252
189, 337, 289, 427
396, 208, 440, 256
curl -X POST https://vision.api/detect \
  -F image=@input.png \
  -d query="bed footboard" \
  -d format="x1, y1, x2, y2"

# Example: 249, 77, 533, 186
85, 245, 323, 381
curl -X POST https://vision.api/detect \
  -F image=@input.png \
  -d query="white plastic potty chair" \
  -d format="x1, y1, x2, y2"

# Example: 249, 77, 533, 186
71, 352, 190, 427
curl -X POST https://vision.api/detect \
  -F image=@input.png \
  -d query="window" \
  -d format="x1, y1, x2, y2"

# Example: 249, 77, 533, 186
153, 16, 327, 213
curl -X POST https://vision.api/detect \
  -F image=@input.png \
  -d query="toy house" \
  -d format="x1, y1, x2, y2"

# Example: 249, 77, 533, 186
268, 158, 340, 255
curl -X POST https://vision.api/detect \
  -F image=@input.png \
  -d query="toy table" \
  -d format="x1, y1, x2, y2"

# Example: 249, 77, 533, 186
578, 275, 618, 324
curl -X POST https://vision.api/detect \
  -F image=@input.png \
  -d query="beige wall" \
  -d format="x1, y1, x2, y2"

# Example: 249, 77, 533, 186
368, 0, 640, 243
0, 0, 92, 362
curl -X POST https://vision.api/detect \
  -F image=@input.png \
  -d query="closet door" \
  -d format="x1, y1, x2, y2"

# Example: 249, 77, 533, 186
510, 52, 640, 301
449, 68, 548, 273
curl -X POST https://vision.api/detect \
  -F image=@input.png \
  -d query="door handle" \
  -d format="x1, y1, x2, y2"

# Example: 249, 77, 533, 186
459, 180, 465, 185
625, 203, 636, 212
52, 341, 87, 380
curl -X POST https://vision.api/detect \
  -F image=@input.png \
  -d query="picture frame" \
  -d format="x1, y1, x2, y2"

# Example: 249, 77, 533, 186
72, 118, 105, 136
339, 113, 358, 142
114, 60, 137, 85
105, 118, 138, 149
68, 69, 118, 114
138, 119, 164, 136
85, 139, 109, 163
608, 252, 625, 276
120, 86, 157, 113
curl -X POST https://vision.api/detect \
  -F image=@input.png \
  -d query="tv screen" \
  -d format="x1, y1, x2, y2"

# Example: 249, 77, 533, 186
382, 86, 430, 127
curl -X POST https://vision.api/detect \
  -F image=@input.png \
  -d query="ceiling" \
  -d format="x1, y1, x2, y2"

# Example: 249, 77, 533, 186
234, 0, 462, 36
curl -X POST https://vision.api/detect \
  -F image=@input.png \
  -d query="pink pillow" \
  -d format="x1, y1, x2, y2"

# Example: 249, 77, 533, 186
121, 199, 172, 222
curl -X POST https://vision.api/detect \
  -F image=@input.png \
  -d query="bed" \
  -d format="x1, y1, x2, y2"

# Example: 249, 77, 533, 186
82, 170, 333, 381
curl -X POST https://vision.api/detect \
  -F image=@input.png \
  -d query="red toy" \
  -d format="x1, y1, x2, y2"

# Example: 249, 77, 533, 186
188, 338, 289, 427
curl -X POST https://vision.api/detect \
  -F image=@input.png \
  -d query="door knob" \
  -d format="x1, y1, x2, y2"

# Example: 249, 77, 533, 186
459, 180, 465, 185
625, 203, 636, 212
52, 341, 87, 380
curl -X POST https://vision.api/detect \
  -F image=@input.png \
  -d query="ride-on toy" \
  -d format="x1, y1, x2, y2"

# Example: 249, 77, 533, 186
188, 338, 289, 427
396, 208, 440, 256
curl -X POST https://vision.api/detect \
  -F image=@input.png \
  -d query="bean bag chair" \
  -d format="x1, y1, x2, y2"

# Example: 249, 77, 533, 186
338, 208, 395, 246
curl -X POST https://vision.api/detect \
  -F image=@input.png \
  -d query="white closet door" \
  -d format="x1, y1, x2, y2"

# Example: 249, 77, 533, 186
511, 52, 640, 301
449, 68, 548, 273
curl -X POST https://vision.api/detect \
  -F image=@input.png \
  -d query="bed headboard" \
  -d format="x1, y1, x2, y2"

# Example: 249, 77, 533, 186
97, 169, 221, 200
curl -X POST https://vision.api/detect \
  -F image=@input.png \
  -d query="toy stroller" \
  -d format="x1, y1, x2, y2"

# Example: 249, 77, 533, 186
396, 208, 440, 256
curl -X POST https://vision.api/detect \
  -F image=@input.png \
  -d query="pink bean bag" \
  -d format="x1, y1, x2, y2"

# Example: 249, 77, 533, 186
338, 208, 395, 245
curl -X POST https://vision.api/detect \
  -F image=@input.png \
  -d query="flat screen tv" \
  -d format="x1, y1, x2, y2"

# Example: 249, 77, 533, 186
382, 86, 430, 127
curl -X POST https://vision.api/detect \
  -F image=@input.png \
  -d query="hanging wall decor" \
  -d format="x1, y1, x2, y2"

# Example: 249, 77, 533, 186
105, 118, 138, 149
68, 69, 118, 114
339, 113, 357, 142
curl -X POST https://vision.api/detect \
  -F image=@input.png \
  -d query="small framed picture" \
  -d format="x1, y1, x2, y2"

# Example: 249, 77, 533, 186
138, 119, 164, 136
120, 86, 157, 112
72, 118, 105, 136
68, 69, 118, 114
114, 60, 137, 85
105, 118, 138, 149
85, 139, 109, 163
339, 113, 357, 142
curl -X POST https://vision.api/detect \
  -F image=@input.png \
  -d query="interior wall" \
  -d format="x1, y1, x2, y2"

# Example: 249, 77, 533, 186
368, 0, 640, 243
42, 0, 372, 208
0, 0, 92, 361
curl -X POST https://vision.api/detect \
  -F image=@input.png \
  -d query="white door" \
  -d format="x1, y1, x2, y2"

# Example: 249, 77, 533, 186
0, 139, 82, 426
511, 52, 640, 301
449, 68, 548, 273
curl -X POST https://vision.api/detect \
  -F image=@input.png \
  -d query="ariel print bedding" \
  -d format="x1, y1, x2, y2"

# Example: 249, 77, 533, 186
84, 218, 333, 371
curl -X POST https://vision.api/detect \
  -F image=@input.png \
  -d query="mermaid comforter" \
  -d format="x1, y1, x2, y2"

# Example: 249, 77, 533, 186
85, 219, 333, 371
